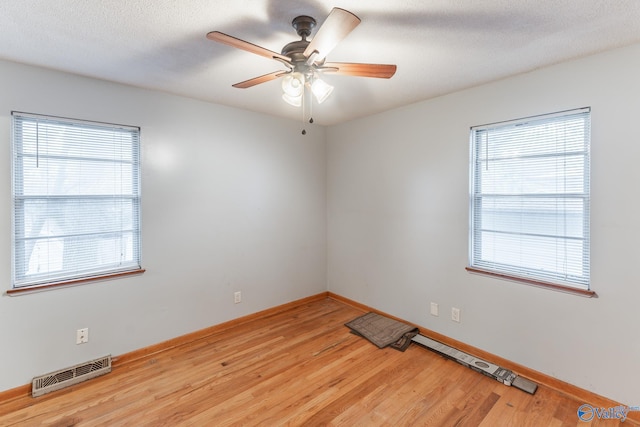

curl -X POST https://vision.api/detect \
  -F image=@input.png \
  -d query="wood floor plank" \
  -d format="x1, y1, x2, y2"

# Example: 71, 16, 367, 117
0, 297, 635, 426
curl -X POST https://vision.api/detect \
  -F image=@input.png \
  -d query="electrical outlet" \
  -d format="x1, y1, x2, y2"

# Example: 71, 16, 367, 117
76, 328, 89, 344
234, 291, 242, 304
430, 302, 439, 317
451, 307, 461, 323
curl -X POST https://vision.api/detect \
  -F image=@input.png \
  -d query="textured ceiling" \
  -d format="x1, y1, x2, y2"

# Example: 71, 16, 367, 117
2, 1, 640, 125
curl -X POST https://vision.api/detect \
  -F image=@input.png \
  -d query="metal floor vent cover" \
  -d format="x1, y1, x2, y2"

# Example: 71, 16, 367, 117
32, 355, 112, 397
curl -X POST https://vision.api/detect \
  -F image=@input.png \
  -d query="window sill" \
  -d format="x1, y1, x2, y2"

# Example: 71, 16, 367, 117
5, 269, 146, 296
465, 267, 596, 298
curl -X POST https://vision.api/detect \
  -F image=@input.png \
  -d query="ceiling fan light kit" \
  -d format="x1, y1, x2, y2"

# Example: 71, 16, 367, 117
207, 7, 397, 115
281, 72, 304, 106
310, 77, 334, 104
281, 71, 333, 106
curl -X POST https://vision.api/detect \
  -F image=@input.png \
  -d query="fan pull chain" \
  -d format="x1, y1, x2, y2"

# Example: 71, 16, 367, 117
309, 91, 314, 125
301, 92, 306, 135
302, 87, 306, 135
302, 83, 313, 135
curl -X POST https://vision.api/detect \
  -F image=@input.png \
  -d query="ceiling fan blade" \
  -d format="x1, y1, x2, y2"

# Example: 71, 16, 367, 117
232, 71, 288, 89
303, 8, 361, 63
207, 31, 291, 63
321, 62, 397, 78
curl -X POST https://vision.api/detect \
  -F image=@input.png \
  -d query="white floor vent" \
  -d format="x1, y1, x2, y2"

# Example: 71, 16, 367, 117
32, 355, 112, 397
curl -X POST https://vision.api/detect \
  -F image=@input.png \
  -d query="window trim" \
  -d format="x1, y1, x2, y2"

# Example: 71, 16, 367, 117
465, 266, 596, 297
468, 108, 592, 295
6, 269, 146, 296
9, 112, 144, 293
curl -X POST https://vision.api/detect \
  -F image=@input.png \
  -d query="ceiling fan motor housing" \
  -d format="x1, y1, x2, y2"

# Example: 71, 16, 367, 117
281, 40, 310, 62
282, 16, 317, 64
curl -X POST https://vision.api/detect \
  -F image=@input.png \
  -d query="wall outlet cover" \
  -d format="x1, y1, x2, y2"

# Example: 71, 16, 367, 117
430, 302, 439, 316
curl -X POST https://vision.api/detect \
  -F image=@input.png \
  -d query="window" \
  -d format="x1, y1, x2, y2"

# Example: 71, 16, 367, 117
469, 108, 590, 291
11, 112, 142, 290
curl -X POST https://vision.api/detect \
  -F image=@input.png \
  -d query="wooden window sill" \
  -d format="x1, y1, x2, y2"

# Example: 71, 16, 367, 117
465, 267, 596, 298
6, 269, 146, 296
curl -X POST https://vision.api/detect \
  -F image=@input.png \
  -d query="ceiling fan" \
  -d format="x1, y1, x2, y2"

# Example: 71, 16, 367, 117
206, 8, 397, 110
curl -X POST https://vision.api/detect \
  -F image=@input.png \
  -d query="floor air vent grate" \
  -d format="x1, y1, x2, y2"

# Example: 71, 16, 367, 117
32, 355, 112, 397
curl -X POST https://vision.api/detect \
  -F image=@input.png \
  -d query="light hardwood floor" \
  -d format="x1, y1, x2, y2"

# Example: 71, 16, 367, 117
0, 298, 634, 426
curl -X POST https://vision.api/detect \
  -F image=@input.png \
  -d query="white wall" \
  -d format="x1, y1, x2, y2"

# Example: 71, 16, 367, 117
2, 42, 639, 405
0, 60, 327, 392
327, 43, 640, 404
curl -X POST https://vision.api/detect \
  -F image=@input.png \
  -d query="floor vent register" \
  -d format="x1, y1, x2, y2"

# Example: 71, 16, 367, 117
32, 355, 112, 397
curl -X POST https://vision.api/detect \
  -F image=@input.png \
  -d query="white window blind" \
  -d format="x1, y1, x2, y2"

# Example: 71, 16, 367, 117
469, 108, 590, 290
12, 112, 141, 288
